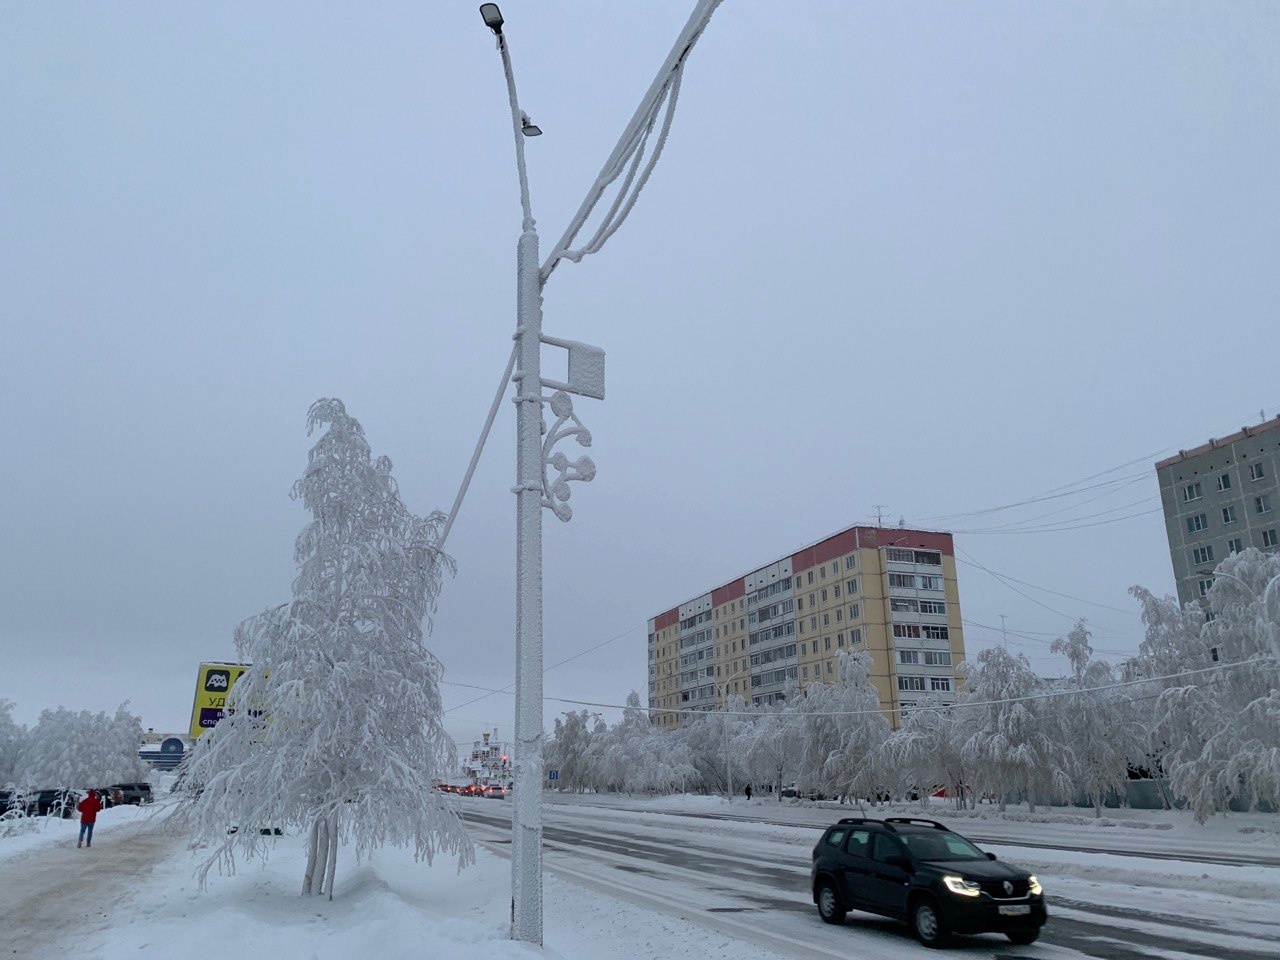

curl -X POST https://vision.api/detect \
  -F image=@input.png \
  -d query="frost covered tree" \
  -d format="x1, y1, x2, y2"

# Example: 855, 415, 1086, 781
815, 652, 891, 802
18, 703, 149, 788
739, 696, 799, 800
588, 693, 696, 794
1049, 622, 1147, 817
961, 647, 1072, 812
1128, 548, 1280, 821
546, 710, 602, 793
0, 700, 25, 788
882, 696, 974, 810
178, 399, 471, 898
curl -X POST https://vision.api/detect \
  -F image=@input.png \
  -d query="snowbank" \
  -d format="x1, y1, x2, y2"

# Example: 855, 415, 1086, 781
70, 816, 788, 960
0, 802, 160, 867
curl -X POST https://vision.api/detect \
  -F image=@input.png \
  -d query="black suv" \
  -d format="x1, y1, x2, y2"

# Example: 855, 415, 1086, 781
811, 817, 1046, 947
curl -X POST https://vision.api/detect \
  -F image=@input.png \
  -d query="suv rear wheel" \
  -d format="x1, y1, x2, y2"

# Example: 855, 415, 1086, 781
911, 896, 951, 948
815, 880, 846, 925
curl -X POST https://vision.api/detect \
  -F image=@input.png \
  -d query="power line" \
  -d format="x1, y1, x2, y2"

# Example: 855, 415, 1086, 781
443, 622, 644, 714
955, 549, 1138, 616
439, 658, 1269, 719
953, 506, 1164, 536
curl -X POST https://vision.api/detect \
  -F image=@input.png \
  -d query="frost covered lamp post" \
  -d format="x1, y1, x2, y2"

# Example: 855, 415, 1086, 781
716, 666, 750, 799
479, 0, 725, 945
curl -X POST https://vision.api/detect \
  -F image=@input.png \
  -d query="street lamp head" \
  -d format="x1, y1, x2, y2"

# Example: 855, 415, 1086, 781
479, 3, 504, 33
521, 112, 543, 137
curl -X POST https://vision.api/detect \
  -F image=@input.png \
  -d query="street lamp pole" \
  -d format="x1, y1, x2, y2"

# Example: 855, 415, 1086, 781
716, 666, 750, 799
479, 1, 725, 946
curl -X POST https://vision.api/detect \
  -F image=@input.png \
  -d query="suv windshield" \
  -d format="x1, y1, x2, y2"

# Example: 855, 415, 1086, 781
899, 831, 987, 862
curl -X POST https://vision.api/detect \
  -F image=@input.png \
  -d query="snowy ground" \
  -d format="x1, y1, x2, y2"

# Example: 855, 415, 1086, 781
4, 793, 1278, 960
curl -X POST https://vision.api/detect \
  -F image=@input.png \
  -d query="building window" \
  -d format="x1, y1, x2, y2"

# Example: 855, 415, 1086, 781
924, 650, 952, 666
824, 636, 831, 651
1183, 482, 1203, 502
1198, 578, 1214, 597
1218, 473, 1233, 492
826, 661, 833, 675
845, 555, 855, 570
1223, 505, 1238, 524
898, 650, 920, 665
1192, 545, 1214, 566
893, 624, 922, 639
835, 609, 843, 622
833, 583, 841, 598
810, 616, 817, 630
1250, 463, 1267, 481
898, 676, 926, 692
1257, 494, 1273, 514
798, 621, 804, 635
851, 629, 862, 645
930, 677, 952, 692
819, 566, 826, 580
809, 593, 816, 607
888, 573, 916, 589
807, 570, 814, 584
847, 579, 859, 594
886, 547, 914, 562
922, 625, 950, 640
849, 603, 860, 619
802, 666, 809, 679
891, 598, 919, 613
820, 589, 828, 602
920, 600, 946, 615
822, 613, 830, 627
837, 632, 845, 647
1186, 513, 1209, 533
1228, 537, 1244, 554
800, 642, 806, 655
1264, 529, 1279, 548
796, 597, 803, 611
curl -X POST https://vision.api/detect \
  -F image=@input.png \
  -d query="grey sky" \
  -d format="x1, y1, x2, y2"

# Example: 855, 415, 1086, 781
3, 2, 1278, 749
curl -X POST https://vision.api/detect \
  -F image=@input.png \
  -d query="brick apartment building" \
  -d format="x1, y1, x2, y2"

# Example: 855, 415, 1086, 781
647, 524, 966, 728
1156, 414, 1280, 609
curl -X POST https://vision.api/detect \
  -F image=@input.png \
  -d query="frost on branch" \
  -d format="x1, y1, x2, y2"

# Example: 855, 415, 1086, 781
177, 399, 472, 898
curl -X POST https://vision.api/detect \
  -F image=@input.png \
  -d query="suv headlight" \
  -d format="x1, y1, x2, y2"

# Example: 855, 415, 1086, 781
1028, 876, 1043, 896
942, 875, 982, 897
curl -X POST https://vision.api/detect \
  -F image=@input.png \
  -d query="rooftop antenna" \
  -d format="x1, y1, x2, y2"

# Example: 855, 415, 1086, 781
873, 504, 887, 526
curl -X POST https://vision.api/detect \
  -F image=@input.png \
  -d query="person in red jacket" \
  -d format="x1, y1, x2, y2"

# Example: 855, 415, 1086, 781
77, 789, 102, 848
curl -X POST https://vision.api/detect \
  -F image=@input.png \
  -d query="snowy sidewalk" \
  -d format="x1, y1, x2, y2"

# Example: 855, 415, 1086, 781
0, 812, 175, 960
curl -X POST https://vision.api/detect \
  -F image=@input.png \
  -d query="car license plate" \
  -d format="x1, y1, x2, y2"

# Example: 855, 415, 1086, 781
999, 905, 1031, 916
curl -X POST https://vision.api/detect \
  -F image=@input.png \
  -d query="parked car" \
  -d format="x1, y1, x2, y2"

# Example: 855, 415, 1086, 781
810, 816, 1047, 947
483, 785, 506, 799
109, 782, 154, 805
32, 789, 82, 818
95, 786, 125, 808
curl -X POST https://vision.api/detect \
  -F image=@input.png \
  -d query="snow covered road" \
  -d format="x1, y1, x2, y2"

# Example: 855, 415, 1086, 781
458, 798, 1280, 960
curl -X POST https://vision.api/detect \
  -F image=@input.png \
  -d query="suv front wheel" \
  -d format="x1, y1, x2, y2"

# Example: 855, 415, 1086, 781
815, 880, 846, 925
911, 896, 951, 948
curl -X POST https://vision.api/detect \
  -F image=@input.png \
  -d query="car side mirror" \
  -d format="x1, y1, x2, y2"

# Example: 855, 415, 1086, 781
885, 856, 914, 873
986, 852, 997, 861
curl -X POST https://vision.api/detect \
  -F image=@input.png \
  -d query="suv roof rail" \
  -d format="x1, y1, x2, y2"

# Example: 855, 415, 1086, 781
835, 817, 875, 825
883, 817, 949, 831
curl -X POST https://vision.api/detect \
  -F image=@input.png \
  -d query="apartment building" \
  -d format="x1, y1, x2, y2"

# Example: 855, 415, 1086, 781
647, 525, 966, 729
1156, 414, 1280, 608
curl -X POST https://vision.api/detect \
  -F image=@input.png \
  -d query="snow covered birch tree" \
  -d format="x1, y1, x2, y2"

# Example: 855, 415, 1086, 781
882, 696, 973, 810
817, 652, 891, 802
1129, 549, 1280, 820
961, 647, 1073, 812
0, 700, 24, 788
1050, 622, 1147, 817
18, 703, 148, 788
179, 399, 472, 898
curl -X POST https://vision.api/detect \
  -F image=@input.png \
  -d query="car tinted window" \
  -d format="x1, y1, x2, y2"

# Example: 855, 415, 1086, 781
825, 828, 846, 848
900, 832, 986, 861
870, 832, 906, 863
844, 828, 871, 857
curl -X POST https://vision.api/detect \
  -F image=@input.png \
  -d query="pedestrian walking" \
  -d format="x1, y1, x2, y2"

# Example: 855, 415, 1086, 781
77, 789, 101, 848
744, 784, 752, 801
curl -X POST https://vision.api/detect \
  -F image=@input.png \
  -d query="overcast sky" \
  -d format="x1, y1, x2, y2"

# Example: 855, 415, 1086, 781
3, 2, 1278, 749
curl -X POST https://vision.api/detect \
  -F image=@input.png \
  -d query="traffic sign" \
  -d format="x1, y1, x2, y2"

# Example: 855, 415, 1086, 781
548, 769, 559, 782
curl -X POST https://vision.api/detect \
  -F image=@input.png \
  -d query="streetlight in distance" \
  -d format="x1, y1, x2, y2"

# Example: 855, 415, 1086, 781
476, 0, 726, 946
716, 666, 751, 799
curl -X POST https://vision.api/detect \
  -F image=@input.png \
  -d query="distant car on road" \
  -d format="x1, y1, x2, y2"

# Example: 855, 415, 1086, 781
810, 816, 1046, 947
109, 782, 153, 805
483, 785, 506, 799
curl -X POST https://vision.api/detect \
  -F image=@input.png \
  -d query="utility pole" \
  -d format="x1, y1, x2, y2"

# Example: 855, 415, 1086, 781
1000, 614, 1008, 647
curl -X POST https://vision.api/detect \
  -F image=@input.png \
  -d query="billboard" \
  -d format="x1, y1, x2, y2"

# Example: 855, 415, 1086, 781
189, 662, 249, 738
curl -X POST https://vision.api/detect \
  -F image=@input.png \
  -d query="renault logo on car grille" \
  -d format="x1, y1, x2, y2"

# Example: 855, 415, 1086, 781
1002, 881, 1014, 896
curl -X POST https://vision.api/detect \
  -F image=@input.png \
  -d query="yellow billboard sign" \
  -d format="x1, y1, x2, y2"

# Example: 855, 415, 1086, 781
189, 662, 249, 738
